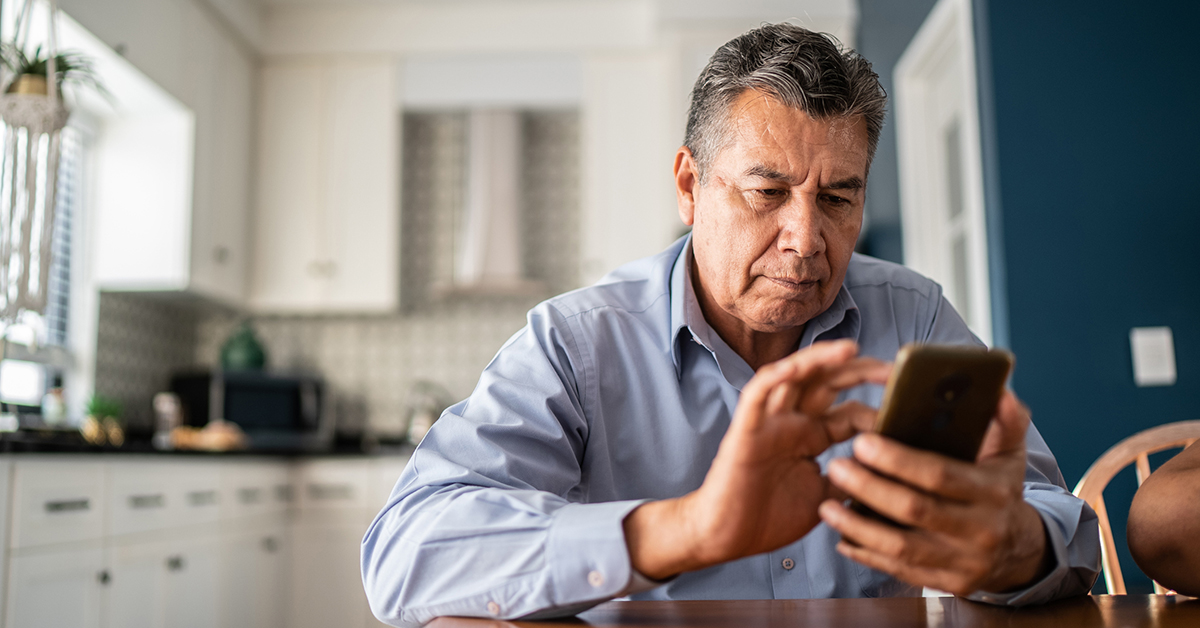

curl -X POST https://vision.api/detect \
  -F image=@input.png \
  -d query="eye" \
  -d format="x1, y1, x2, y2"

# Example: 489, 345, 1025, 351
755, 188, 787, 199
822, 194, 851, 206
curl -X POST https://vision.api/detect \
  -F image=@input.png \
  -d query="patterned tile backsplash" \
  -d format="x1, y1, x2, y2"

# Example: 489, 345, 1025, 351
93, 110, 580, 438
94, 292, 200, 431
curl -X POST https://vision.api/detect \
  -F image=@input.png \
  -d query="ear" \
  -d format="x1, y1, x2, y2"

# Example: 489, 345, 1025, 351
674, 146, 699, 226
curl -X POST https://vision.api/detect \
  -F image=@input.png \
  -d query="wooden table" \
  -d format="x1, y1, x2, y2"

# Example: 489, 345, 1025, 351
429, 595, 1199, 627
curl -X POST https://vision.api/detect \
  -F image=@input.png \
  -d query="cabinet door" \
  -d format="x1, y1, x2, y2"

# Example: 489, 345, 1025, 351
289, 522, 369, 628
163, 535, 222, 628
250, 61, 326, 311
106, 539, 169, 628
250, 58, 398, 313
221, 519, 289, 628
184, 1, 252, 305
6, 547, 106, 628
321, 58, 398, 311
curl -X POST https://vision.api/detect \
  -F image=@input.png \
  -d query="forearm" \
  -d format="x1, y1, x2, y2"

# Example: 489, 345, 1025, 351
363, 485, 646, 627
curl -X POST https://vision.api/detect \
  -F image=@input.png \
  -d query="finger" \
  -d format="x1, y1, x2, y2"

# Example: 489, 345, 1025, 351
795, 358, 892, 418
821, 401, 878, 443
740, 340, 858, 417
834, 541, 976, 596
818, 499, 959, 569
852, 434, 987, 502
977, 391, 1031, 460
826, 458, 971, 531
765, 380, 799, 417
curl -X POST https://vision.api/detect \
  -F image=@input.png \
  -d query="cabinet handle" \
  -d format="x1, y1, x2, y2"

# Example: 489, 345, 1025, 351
307, 483, 354, 501
45, 498, 90, 513
187, 490, 218, 506
97, 570, 111, 585
129, 494, 166, 509
166, 555, 186, 572
274, 484, 294, 503
262, 536, 278, 554
238, 487, 264, 504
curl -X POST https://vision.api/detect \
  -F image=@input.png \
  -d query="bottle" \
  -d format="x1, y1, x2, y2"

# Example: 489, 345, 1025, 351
41, 376, 66, 426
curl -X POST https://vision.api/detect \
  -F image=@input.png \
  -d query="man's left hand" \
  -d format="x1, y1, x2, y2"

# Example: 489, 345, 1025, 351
817, 391, 1052, 596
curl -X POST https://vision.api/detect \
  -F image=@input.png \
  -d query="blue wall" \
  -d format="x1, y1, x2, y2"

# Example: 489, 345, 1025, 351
974, 0, 1200, 592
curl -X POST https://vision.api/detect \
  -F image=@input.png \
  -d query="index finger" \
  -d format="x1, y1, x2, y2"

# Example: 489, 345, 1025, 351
737, 340, 859, 427
795, 357, 892, 418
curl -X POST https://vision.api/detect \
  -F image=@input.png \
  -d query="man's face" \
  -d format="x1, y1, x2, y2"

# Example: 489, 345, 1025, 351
677, 90, 869, 337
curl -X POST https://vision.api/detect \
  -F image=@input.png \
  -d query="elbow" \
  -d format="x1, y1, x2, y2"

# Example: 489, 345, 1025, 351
361, 522, 419, 627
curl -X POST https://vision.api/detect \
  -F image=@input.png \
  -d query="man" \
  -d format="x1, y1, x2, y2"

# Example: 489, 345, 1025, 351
362, 24, 1099, 627
1128, 441, 1200, 595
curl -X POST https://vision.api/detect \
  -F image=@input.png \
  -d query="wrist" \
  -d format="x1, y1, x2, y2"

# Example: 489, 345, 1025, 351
623, 497, 711, 580
983, 503, 1053, 593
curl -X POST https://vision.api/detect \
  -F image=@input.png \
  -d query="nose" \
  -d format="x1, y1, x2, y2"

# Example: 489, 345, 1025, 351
775, 195, 825, 258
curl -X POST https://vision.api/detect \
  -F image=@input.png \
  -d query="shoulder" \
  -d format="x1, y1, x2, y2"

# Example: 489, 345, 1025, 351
535, 239, 681, 323
844, 253, 942, 300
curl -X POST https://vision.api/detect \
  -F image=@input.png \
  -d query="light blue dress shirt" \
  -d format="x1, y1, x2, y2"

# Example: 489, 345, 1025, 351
362, 236, 1100, 627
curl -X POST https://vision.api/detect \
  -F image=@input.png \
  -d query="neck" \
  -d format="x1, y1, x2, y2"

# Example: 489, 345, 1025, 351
689, 258, 805, 371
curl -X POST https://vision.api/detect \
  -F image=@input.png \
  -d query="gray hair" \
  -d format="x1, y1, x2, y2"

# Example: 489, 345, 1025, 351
684, 23, 887, 181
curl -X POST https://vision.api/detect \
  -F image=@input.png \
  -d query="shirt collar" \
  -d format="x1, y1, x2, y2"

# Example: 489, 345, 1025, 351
668, 237, 863, 385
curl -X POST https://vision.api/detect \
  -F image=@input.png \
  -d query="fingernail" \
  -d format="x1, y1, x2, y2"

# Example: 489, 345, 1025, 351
854, 434, 878, 459
827, 458, 849, 482
818, 500, 839, 522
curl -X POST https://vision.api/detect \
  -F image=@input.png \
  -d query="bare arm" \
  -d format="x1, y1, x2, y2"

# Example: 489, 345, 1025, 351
1128, 442, 1200, 596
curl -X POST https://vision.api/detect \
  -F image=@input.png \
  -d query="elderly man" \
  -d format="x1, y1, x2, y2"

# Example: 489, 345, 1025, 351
362, 24, 1099, 627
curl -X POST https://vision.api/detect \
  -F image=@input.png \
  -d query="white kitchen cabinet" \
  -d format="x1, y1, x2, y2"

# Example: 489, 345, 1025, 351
105, 538, 170, 628
221, 516, 289, 628
290, 521, 371, 628
162, 534, 222, 628
251, 57, 399, 313
2, 454, 406, 628
88, 1, 255, 307
181, 0, 254, 305
6, 546, 106, 628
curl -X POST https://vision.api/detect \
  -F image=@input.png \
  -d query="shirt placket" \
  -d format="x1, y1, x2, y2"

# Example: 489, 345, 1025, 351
769, 542, 811, 599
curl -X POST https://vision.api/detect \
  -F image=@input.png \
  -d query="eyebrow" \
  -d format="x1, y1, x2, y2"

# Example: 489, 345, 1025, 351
742, 165, 865, 191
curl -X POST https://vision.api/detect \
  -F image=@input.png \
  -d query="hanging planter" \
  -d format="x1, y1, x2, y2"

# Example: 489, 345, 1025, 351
0, 0, 104, 324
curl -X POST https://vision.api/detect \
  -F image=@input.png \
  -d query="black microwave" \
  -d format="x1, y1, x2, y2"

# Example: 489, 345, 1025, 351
169, 370, 331, 451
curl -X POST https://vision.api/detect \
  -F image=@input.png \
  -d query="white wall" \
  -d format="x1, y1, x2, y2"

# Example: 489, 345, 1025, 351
261, 0, 858, 282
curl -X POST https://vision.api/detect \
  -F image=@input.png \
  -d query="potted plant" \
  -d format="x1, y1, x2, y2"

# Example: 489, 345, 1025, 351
0, 43, 106, 97
83, 395, 123, 447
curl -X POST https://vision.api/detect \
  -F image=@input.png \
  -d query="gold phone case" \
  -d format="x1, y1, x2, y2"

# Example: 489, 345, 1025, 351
848, 343, 1014, 525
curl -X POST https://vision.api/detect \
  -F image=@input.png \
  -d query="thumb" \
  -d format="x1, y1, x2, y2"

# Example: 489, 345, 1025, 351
976, 390, 1030, 461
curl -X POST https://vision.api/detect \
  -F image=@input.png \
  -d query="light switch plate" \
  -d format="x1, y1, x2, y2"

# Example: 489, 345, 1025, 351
1130, 326, 1176, 387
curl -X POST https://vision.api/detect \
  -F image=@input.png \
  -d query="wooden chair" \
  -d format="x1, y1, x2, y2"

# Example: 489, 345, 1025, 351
1073, 420, 1200, 594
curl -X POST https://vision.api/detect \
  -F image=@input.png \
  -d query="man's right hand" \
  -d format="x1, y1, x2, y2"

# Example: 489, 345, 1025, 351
622, 339, 889, 580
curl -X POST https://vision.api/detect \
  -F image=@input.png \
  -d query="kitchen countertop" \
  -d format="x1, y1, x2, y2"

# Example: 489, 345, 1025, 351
0, 429, 415, 458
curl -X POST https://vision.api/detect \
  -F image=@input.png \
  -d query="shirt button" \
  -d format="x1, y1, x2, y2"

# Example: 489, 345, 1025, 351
587, 570, 605, 587
781, 558, 795, 570
486, 601, 500, 616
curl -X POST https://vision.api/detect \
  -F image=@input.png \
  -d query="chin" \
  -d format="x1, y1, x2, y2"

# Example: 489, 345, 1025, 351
742, 302, 822, 332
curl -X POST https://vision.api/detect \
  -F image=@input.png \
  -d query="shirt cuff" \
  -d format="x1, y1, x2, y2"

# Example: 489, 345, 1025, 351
545, 499, 650, 607
966, 504, 1071, 606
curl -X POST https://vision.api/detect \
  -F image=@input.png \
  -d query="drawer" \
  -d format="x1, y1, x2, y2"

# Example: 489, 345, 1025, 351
170, 461, 223, 526
294, 459, 371, 512
11, 458, 107, 548
221, 460, 290, 520
108, 460, 186, 536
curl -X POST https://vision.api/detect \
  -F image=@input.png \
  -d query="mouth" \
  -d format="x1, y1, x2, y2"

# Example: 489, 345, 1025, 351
764, 276, 821, 292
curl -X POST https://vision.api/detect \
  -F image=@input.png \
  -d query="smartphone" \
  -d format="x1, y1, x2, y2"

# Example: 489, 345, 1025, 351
847, 343, 1015, 526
